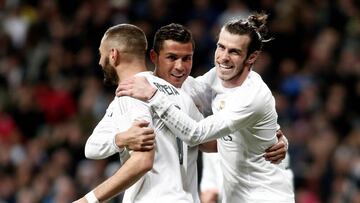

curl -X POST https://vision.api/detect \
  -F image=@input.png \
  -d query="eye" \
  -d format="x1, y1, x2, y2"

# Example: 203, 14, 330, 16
167, 55, 177, 61
182, 56, 192, 62
230, 50, 240, 55
217, 44, 225, 50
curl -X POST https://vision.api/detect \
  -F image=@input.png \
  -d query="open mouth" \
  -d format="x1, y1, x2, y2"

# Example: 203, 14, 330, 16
218, 63, 233, 71
171, 73, 184, 78
218, 63, 233, 70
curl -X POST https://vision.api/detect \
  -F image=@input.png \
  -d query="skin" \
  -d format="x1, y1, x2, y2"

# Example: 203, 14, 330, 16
116, 35, 287, 161
100, 37, 156, 151
115, 120, 155, 151
200, 189, 219, 203
116, 27, 289, 201
73, 33, 154, 203
151, 39, 217, 152
75, 24, 287, 203
152, 40, 193, 88
215, 28, 259, 88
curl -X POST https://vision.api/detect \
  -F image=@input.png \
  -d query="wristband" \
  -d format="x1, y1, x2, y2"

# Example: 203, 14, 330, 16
85, 191, 99, 203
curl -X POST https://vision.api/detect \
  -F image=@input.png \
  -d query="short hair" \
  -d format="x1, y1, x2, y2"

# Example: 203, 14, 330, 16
103, 24, 148, 57
223, 12, 272, 56
153, 23, 195, 53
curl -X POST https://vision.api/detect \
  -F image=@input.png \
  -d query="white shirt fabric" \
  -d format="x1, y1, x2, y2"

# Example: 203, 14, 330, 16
148, 68, 295, 203
85, 71, 203, 203
200, 152, 223, 202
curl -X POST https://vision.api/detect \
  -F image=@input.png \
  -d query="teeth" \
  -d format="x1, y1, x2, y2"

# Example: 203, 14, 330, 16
219, 64, 231, 69
171, 74, 183, 78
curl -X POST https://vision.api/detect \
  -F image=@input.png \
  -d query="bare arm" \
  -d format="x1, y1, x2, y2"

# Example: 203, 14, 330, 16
73, 149, 154, 203
85, 119, 155, 159
199, 140, 217, 153
115, 120, 155, 151
117, 76, 288, 163
200, 189, 219, 203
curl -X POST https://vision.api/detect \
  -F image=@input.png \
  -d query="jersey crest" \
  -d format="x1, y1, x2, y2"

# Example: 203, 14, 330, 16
216, 100, 226, 111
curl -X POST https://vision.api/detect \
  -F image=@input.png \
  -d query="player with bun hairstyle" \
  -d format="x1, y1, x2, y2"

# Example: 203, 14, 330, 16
117, 12, 295, 203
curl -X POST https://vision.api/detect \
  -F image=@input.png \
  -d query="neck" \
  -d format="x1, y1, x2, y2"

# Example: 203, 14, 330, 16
116, 61, 147, 84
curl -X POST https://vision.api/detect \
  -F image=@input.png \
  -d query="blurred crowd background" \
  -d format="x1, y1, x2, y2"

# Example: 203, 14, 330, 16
0, 0, 359, 202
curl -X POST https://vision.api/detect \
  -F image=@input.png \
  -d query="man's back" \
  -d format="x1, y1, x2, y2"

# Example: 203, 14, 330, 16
85, 71, 203, 202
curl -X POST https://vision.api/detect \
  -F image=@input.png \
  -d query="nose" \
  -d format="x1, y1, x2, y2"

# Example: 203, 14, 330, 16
174, 59, 184, 71
219, 50, 230, 62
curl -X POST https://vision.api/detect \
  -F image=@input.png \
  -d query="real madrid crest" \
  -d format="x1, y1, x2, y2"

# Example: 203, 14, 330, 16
218, 100, 225, 111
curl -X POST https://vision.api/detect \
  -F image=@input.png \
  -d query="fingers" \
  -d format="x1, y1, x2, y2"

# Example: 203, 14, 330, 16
142, 133, 155, 141
268, 154, 285, 164
116, 78, 135, 97
276, 129, 284, 138
264, 147, 286, 164
265, 142, 285, 152
141, 140, 155, 148
133, 120, 150, 127
264, 146, 285, 157
128, 140, 155, 151
116, 86, 132, 97
134, 138, 155, 151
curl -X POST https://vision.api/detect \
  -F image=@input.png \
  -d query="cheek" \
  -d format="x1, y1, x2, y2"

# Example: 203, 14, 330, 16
184, 62, 192, 72
156, 68, 170, 79
214, 50, 219, 59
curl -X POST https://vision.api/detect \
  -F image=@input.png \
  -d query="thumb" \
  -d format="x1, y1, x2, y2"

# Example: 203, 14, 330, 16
115, 85, 121, 96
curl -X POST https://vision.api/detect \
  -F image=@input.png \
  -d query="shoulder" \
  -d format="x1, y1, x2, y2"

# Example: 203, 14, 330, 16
195, 67, 217, 85
229, 72, 270, 109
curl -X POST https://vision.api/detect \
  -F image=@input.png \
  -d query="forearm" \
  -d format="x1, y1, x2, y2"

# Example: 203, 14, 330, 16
92, 150, 153, 202
199, 140, 217, 153
149, 92, 231, 146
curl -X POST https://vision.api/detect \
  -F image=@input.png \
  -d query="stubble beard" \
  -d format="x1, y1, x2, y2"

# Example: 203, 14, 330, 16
216, 61, 245, 82
102, 57, 119, 86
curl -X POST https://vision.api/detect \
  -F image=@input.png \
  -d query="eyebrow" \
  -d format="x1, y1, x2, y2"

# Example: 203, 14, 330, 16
229, 48, 242, 53
218, 42, 242, 53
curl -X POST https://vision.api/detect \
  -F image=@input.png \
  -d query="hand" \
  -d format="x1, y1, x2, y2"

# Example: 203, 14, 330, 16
200, 189, 219, 203
116, 76, 157, 101
116, 120, 155, 151
264, 130, 287, 164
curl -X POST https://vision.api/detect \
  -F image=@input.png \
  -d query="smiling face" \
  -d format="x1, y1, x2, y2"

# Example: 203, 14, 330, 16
215, 28, 258, 87
152, 40, 193, 88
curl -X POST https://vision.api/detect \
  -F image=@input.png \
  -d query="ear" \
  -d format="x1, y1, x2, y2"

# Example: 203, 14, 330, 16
245, 51, 260, 66
150, 49, 158, 65
109, 48, 120, 66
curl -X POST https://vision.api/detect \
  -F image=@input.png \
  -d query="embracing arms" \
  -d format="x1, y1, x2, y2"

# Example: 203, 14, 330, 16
117, 76, 288, 162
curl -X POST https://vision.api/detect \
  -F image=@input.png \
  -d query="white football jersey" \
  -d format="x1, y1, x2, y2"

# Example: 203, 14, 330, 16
85, 71, 203, 203
149, 68, 295, 203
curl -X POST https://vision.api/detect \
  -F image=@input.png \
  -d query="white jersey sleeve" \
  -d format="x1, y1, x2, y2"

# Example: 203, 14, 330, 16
148, 91, 233, 146
85, 96, 152, 160
148, 71, 276, 146
85, 99, 123, 159
200, 153, 222, 192
182, 76, 213, 117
